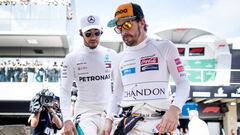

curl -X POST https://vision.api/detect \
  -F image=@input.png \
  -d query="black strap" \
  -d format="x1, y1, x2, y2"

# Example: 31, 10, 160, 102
113, 117, 125, 135
155, 110, 166, 115
113, 116, 144, 135
118, 106, 133, 117
123, 116, 144, 134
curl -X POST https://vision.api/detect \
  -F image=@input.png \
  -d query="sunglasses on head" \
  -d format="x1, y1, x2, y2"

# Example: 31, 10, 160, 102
114, 20, 133, 34
84, 30, 102, 37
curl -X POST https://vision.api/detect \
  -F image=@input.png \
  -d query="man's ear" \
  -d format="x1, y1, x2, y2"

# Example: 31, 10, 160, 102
79, 29, 83, 37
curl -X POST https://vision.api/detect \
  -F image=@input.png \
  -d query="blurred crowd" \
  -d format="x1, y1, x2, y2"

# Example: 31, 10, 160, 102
0, 0, 70, 6
0, 58, 63, 83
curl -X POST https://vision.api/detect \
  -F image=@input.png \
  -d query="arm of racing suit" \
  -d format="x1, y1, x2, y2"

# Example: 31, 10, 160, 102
165, 41, 190, 110
60, 54, 75, 122
106, 54, 124, 120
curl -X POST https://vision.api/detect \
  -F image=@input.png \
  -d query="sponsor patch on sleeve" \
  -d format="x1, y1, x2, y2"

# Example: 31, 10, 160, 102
105, 63, 111, 68
61, 67, 68, 78
177, 65, 184, 72
174, 58, 182, 65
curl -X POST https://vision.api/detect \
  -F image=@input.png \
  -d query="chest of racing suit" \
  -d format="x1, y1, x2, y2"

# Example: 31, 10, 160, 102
117, 38, 187, 108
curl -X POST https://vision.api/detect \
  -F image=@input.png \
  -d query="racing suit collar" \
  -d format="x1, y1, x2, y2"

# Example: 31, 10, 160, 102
82, 44, 100, 52
125, 37, 149, 51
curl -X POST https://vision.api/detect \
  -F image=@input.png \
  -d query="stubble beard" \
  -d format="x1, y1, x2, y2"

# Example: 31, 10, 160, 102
123, 25, 141, 47
123, 35, 135, 47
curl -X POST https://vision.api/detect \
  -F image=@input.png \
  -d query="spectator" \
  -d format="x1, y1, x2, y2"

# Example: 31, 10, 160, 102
188, 110, 209, 135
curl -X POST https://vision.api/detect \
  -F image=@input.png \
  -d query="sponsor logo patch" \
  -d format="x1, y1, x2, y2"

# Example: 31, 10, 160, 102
180, 73, 186, 77
121, 67, 136, 76
105, 63, 111, 68
77, 62, 87, 65
122, 82, 168, 101
124, 88, 166, 99
78, 66, 87, 70
104, 55, 112, 69
79, 74, 110, 82
140, 64, 159, 72
177, 65, 184, 72
174, 58, 182, 65
105, 54, 110, 61
78, 72, 89, 75
140, 57, 158, 65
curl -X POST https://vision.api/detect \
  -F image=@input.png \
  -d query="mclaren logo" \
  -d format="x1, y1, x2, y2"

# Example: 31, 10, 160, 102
79, 74, 110, 82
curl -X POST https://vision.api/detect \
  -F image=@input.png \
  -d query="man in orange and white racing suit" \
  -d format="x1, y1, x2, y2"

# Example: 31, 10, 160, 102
101, 2, 190, 135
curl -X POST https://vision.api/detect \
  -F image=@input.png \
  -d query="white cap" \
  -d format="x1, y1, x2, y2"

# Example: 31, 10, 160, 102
80, 15, 102, 33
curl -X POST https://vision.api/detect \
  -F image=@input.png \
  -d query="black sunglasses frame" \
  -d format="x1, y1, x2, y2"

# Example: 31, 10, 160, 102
84, 31, 102, 37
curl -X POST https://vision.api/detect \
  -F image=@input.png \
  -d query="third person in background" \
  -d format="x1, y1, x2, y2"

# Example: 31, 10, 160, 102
188, 110, 209, 135
29, 89, 63, 135
101, 2, 190, 135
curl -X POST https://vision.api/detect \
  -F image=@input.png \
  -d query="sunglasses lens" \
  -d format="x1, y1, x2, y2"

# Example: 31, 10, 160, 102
114, 21, 132, 34
85, 32, 91, 37
122, 21, 132, 30
84, 31, 101, 37
95, 31, 101, 36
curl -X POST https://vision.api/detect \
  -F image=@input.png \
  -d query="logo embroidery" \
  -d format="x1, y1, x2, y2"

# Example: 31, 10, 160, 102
174, 58, 182, 65
141, 64, 159, 72
87, 16, 95, 23
115, 9, 128, 17
177, 66, 184, 72
121, 67, 136, 76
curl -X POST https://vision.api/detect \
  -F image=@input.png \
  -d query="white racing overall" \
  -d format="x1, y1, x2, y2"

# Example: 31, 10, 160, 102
107, 37, 190, 135
60, 44, 116, 135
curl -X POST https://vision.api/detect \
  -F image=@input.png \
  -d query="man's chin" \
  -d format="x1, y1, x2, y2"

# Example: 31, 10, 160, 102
123, 38, 130, 45
89, 45, 97, 49
87, 43, 97, 48
124, 39, 135, 47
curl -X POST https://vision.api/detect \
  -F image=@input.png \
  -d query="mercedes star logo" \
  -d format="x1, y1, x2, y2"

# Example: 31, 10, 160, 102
87, 16, 95, 23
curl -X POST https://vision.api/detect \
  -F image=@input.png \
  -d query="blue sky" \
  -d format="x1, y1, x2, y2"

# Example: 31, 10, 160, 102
72, 0, 240, 42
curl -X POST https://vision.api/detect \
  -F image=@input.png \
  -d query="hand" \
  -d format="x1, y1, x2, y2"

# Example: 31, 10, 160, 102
62, 120, 77, 135
156, 105, 180, 134
100, 118, 113, 135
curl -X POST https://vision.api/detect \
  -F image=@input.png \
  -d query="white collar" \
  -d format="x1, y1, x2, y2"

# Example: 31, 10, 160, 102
125, 37, 149, 51
81, 44, 100, 52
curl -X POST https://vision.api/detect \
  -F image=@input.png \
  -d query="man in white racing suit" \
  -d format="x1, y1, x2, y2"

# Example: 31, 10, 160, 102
60, 15, 116, 135
101, 3, 190, 135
